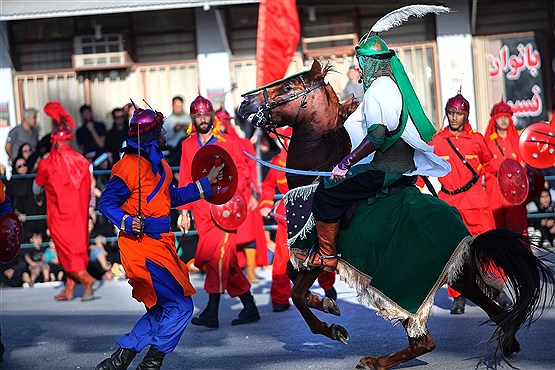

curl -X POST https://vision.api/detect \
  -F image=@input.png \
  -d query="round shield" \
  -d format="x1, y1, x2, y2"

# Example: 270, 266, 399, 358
210, 192, 247, 231
525, 165, 546, 204
0, 212, 23, 264
519, 122, 555, 169
497, 158, 528, 205
191, 145, 238, 205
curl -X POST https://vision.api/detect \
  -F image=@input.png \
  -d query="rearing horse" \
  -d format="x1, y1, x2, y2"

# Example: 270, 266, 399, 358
239, 60, 555, 369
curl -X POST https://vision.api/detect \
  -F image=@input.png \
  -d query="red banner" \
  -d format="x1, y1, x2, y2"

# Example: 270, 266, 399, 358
255, 0, 300, 87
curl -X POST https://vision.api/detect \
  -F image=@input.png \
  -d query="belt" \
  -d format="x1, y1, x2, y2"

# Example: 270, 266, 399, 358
440, 174, 479, 195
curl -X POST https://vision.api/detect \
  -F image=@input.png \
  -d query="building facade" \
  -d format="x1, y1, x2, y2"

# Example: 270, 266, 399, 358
0, 0, 553, 169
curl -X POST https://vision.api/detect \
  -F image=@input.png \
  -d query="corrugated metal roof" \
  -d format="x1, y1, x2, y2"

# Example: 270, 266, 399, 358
0, 0, 260, 21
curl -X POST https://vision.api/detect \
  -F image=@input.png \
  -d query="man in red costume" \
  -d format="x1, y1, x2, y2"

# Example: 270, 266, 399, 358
429, 92, 498, 314
96, 102, 223, 370
215, 108, 267, 283
33, 101, 97, 302
483, 98, 528, 234
259, 127, 337, 312
178, 95, 260, 328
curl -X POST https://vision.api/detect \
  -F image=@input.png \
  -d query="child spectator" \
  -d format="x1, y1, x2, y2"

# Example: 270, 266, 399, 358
23, 231, 50, 285
44, 241, 65, 282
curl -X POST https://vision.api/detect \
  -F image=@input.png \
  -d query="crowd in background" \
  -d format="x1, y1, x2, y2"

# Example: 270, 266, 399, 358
1, 90, 554, 291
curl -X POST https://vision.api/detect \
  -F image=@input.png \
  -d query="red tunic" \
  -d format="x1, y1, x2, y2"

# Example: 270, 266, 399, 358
430, 124, 497, 235
234, 137, 268, 266
178, 133, 251, 296
34, 146, 91, 273
483, 126, 528, 234
111, 154, 196, 308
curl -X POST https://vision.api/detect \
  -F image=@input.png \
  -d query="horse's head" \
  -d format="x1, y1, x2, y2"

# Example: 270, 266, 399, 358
238, 60, 339, 132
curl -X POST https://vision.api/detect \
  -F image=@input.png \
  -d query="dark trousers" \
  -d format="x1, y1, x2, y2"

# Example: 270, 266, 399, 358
313, 170, 415, 223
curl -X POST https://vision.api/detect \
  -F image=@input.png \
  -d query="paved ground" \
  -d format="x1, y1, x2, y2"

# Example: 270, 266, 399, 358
1, 265, 554, 370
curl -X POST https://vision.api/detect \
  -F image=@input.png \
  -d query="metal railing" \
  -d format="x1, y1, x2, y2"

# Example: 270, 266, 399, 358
2, 167, 278, 249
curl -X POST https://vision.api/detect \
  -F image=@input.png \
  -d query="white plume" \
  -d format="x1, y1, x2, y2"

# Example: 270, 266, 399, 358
369, 5, 450, 34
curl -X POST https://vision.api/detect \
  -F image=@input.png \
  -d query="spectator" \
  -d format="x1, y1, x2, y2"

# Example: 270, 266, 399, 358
105, 107, 128, 165
528, 189, 555, 250
341, 64, 364, 102
76, 104, 107, 159
23, 231, 50, 285
163, 95, 191, 166
5, 156, 47, 235
5, 107, 39, 163
44, 241, 65, 282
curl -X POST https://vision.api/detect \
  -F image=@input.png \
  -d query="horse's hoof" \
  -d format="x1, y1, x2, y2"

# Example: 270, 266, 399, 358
323, 297, 341, 316
330, 324, 349, 344
355, 358, 383, 370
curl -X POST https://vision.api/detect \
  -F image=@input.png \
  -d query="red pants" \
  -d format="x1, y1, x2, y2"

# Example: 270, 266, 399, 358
271, 223, 335, 305
200, 232, 251, 297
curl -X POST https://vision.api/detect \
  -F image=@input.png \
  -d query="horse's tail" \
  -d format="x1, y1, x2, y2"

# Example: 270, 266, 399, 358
470, 228, 555, 355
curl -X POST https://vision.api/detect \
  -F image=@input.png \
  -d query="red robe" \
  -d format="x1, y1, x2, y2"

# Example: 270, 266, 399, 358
483, 119, 528, 234
259, 150, 335, 305
233, 136, 268, 267
178, 133, 251, 296
430, 124, 497, 235
430, 124, 500, 298
34, 145, 91, 273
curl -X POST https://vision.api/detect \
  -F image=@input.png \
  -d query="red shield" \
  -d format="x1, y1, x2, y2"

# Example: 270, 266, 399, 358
497, 159, 528, 205
525, 165, 545, 204
210, 192, 247, 231
519, 122, 555, 169
0, 212, 23, 264
191, 145, 238, 205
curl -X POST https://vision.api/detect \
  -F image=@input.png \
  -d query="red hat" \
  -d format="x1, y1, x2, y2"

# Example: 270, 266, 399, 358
44, 101, 74, 143
490, 98, 513, 118
445, 92, 470, 116
128, 102, 163, 138
190, 95, 214, 116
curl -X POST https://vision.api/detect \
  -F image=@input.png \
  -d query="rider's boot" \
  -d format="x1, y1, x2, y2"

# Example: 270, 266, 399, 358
95, 346, 137, 370
191, 293, 220, 328
306, 221, 340, 272
231, 290, 260, 325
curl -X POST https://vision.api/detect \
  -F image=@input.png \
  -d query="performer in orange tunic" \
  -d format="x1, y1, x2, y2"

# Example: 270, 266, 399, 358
429, 92, 498, 314
96, 103, 223, 370
258, 127, 337, 312
483, 98, 528, 234
215, 108, 267, 282
33, 102, 96, 302
178, 95, 260, 329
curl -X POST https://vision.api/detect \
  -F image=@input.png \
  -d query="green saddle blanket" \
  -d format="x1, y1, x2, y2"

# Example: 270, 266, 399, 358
290, 186, 470, 319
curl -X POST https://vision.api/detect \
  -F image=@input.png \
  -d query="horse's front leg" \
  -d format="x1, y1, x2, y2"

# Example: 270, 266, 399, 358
356, 322, 436, 370
291, 268, 349, 344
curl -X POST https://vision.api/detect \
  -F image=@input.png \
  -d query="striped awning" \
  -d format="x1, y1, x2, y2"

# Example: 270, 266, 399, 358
0, 0, 259, 21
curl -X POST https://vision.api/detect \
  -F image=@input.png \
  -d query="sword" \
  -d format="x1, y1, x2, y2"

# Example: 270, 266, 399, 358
243, 151, 333, 177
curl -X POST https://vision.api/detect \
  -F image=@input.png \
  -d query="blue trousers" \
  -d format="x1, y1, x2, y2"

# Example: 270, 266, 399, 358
117, 259, 194, 354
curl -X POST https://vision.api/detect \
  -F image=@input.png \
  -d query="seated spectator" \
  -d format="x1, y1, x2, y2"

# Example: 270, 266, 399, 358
44, 241, 65, 282
87, 235, 113, 280
23, 231, 50, 285
527, 189, 555, 249
0, 255, 28, 288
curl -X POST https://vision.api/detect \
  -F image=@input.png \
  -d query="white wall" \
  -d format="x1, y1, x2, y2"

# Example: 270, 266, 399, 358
435, 0, 478, 129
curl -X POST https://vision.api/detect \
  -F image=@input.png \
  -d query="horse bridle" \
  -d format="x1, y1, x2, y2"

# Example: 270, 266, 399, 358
251, 75, 326, 131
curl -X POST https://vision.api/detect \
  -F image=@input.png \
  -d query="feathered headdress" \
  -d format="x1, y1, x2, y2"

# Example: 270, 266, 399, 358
359, 5, 450, 45
43, 101, 75, 129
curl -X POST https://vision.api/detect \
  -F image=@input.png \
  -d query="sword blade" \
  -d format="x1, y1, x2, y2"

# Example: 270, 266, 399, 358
243, 151, 332, 177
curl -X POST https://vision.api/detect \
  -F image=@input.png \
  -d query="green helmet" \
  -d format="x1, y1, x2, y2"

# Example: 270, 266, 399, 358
355, 34, 393, 58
